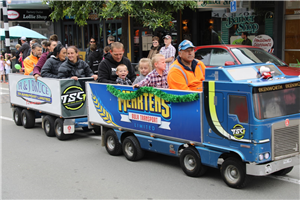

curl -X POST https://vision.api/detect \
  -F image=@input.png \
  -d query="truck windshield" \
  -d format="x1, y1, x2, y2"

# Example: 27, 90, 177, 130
253, 83, 300, 119
232, 48, 288, 67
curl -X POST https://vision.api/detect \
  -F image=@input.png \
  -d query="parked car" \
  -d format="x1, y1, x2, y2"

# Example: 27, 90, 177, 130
194, 45, 300, 76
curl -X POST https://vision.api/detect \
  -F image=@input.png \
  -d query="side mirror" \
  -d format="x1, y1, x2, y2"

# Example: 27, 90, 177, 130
225, 61, 235, 66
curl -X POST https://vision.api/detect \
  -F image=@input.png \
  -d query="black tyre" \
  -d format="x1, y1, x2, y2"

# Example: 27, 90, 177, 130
122, 136, 144, 161
180, 147, 207, 177
220, 158, 247, 189
104, 129, 122, 155
54, 118, 70, 140
93, 126, 101, 135
43, 115, 56, 137
13, 107, 22, 126
273, 167, 293, 176
21, 109, 35, 128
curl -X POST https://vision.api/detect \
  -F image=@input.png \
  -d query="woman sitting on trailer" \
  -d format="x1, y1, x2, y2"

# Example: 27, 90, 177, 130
41, 44, 67, 79
57, 46, 98, 81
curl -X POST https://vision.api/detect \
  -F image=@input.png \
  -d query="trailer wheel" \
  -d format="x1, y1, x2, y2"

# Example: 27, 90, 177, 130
220, 158, 247, 189
122, 136, 144, 161
13, 107, 23, 126
21, 109, 35, 128
104, 129, 122, 155
43, 115, 56, 137
180, 147, 207, 177
93, 126, 101, 135
54, 118, 70, 140
273, 167, 293, 176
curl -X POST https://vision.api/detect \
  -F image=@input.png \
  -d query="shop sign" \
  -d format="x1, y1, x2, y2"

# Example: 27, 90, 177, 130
197, 0, 230, 8
6, 9, 50, 21
225, 13, 259, 35
7, 10, 19, 20
253, 35, 274, 52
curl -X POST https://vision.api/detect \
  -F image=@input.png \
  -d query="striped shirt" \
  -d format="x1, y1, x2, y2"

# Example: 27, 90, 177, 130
159, 44, 176, 71
138, 69, 168, 88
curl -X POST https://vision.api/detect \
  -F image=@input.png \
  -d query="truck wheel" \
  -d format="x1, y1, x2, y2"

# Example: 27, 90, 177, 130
273, 167, 293, 176
43, 115, 56, 137
180, 147, 207, 177
21, 109, 35, 128
13, 107, 22, 126
122, 136, 144, 161
93, 126, 101, 135
104, 129, 122, 155
54, 118, 70, 140
220, 158, 247, 189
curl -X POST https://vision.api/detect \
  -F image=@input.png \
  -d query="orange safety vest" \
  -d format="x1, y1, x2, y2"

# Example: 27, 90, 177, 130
167, 59, 206, 91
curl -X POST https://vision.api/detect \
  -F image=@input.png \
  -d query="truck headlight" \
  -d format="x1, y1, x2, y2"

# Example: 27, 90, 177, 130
264, 152, 270, 160
259, 154, 264, 161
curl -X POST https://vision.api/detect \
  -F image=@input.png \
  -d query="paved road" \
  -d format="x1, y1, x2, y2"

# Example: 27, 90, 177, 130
1, 84, 300, 199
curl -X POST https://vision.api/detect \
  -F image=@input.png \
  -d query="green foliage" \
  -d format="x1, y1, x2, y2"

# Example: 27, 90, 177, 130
106, 85, 200, 103
45, 0, 197, 30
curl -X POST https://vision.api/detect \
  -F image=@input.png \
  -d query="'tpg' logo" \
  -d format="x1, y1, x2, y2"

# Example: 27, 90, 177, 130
61, 86, 86, 110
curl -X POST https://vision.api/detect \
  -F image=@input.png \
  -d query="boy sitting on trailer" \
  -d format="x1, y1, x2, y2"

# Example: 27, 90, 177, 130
116, 64, 132, 85
133, 54, 168, 89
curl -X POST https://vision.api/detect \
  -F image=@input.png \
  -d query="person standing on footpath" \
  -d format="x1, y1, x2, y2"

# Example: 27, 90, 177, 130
98, 42, 136, 84
167, 40, 206, 91
85, 37, 102, 62
18, 36, 30, 61
147, 36, 162, 59
241, 32, 252, 45
87, 43, 103, 74
107, 35, 115, 47
159, 35, 176, 71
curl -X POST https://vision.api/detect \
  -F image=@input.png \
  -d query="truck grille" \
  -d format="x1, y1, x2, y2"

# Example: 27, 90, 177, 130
273, 122, 299, 160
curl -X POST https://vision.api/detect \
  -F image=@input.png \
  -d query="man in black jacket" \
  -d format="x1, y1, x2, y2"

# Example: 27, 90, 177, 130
18, 36, 30, 60
98, 42, 136, 83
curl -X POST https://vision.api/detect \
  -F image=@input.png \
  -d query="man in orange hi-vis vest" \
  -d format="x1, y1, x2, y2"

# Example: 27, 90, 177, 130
167, 40, 206, 91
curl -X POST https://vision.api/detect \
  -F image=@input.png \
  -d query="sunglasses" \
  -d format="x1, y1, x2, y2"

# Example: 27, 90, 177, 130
90, 41, 96, 43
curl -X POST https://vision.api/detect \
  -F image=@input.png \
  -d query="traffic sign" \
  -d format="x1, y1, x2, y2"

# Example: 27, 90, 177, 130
230, 1, 237, 13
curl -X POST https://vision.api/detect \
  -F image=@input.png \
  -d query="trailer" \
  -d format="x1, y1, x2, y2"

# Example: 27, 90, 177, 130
86, 63, 300, 188
9, 74, 100, 140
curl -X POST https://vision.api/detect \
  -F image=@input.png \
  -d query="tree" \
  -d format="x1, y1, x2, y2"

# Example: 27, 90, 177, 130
45, 0, 197, 54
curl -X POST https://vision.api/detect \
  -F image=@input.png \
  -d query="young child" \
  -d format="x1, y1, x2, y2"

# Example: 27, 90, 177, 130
133, 58, 152, 85
116, 64, 132, 85
133, 54, 168, 88
102, 46, 111, 60
4, 54, 11, 84
0, 55, 6, 83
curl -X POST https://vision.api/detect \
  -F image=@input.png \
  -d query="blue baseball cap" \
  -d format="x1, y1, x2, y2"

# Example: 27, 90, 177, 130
178, 40, 195, 51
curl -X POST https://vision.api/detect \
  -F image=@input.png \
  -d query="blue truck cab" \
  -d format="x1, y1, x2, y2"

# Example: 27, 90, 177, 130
86, 63, 300, 188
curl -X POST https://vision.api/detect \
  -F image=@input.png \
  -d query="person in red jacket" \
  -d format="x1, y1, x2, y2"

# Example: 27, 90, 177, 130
167, 40, 206, 91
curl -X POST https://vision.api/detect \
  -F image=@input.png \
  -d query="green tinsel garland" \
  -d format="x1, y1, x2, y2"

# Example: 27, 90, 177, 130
106, 85, 199, 103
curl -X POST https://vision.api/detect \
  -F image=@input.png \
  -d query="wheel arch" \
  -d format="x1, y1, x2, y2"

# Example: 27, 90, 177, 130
120, 131, 135, 143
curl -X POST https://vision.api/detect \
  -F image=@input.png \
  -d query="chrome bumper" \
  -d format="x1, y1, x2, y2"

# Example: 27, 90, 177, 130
246, 154, 300, 176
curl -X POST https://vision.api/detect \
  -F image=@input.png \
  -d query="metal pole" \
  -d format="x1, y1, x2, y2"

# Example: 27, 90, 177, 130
2, 0, 10, 53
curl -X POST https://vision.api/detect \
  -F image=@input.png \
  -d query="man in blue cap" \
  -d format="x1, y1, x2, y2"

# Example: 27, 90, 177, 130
167, 40, 206, 91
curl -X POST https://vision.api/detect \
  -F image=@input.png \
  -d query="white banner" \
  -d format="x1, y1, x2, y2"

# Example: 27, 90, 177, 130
120, 112, 170, 130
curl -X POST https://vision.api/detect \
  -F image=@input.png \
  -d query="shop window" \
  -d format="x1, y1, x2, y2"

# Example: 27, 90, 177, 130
229, 95, 248, 123
210, 48, 235, 66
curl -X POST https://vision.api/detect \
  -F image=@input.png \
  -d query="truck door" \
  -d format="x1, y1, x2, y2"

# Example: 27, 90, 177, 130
228, 94, 250, 142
